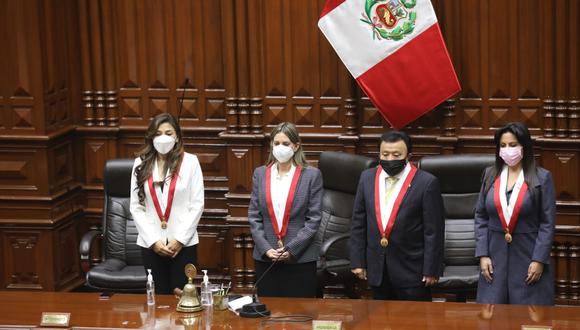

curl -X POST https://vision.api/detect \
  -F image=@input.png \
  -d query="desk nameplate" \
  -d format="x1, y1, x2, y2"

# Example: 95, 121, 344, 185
313, 319, 342, 330
40, 312, 70, 327
521, 326, 552, 330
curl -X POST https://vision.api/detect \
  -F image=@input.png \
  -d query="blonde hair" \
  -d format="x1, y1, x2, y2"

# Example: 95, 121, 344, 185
266, 122, 308, 167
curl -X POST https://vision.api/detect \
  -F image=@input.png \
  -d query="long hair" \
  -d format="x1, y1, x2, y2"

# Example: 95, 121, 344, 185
265, 122, 308, 167
134, 113, 185, 205
483, 122, 538, 201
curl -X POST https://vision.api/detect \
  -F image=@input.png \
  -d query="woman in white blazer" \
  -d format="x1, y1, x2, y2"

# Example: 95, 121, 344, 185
130, 113, 204, 294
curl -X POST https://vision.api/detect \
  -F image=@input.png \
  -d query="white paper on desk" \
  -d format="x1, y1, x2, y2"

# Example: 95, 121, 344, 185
228, 295, 253, 314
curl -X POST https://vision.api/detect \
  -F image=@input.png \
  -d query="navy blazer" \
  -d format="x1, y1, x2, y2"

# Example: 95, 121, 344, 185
475, 166, 556, 305
248, 165, 323, 263
350, 166, 445, 288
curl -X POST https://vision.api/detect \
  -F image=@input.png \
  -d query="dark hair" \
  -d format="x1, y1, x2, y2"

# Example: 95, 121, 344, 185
266, 122, 308, 167
483, 122, 538, 200
379, 130, 412, 155
134, 113, 185, 205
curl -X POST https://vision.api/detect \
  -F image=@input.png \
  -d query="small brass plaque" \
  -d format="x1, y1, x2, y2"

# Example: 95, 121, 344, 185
313, 320, 342, 330
521, 326, 552, 330
40, 312, 70, 327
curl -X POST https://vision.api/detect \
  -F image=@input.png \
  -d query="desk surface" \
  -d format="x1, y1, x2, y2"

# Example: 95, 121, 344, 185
0, 292, 579, 329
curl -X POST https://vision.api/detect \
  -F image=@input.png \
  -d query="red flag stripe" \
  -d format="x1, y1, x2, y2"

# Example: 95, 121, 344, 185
319, 0, 346, 18
356, 23, 460, 129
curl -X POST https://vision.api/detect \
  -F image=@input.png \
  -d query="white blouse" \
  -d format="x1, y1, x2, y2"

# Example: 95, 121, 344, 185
270, 163, 296, 230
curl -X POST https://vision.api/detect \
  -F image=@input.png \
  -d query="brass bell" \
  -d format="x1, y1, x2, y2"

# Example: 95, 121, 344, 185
176, 264, 203, 313
170, 311, 200, 330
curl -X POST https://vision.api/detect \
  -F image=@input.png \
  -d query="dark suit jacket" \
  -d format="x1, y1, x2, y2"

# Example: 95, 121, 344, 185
475, 167, 556, 305
350, 166, 445, 288
248, 165, 323, 263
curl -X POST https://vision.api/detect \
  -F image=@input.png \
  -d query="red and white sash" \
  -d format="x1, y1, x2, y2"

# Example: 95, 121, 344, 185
493, 167, 528, 242
147, 155, 183, 229
374, 164, 417, 247
265, 164, 302, 247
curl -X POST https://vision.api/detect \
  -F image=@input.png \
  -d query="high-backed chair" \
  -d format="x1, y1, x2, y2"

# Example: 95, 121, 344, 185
418, 154, 495, 302
79, 159, 147, 292
315, 151, 378, 298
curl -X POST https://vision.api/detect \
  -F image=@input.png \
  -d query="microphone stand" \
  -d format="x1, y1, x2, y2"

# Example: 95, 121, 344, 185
239, 247, 288, 318
176, 77, 189, 121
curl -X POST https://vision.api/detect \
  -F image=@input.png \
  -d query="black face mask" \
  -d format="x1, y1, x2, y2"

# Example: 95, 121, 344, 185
379, 159, 406, 176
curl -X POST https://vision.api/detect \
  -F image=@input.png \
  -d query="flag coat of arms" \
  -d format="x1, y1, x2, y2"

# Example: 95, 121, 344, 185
318, 0, 461, 128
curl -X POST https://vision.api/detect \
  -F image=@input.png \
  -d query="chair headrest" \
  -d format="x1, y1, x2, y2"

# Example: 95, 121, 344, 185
319, 152, 378, 194
418, 154, 495, 193
104, 158, 135, 197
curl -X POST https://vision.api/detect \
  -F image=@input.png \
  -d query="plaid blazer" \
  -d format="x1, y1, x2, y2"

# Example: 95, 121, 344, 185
248, 165, 323, 263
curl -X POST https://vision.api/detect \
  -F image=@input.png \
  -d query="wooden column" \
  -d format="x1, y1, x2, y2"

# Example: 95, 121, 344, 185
0, 0, 83, 291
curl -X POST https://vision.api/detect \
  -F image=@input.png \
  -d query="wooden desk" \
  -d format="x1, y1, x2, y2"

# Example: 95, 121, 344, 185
0, 292, 579, 329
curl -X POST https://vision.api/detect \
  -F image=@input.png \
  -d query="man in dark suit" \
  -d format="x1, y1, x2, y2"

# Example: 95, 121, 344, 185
350, 131, 445, 300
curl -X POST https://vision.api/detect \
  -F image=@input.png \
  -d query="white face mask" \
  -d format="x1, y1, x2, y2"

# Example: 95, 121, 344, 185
153, 135, 176, 155
272, 145, 295, 163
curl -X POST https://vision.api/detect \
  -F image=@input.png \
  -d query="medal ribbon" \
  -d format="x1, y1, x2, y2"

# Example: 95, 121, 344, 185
374, 164, 417, 244
493, 172, 528, 237
148, 155, 183, 228
265, 164, 302, 245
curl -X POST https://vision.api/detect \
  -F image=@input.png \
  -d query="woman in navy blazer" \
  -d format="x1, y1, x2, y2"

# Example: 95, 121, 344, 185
248, 122, 323, 298
475, 122, 556, 305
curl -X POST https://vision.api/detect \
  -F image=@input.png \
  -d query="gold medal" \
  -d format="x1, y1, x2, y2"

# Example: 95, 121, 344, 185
380, 237, 389, 247
161, 217, 167, 229
277, 239, 284, 249
504, 232, 512, 243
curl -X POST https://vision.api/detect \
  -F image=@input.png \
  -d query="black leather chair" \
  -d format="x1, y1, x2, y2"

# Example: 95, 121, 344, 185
79, 158, 147, 292
315, 151, 378, 298
418, 154, 495, 302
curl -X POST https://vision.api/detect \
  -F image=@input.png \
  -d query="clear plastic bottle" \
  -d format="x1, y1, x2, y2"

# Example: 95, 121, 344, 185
202, 304, 213, 329
200, 269, 213, 306
146, 269, 155, 306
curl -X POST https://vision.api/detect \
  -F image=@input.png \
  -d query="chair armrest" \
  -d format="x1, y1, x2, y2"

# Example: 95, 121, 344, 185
320, 233, 350, 258
79, 230, 102, 273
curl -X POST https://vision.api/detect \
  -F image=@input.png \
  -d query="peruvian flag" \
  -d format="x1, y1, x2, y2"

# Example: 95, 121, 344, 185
318, 0, 461, 129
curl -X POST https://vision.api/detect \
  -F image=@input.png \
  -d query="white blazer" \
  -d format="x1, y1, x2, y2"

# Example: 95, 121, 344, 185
130, 152, 204, 248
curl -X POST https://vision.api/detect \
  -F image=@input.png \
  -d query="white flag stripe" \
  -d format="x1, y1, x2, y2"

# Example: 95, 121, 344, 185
318, 0, 438, 78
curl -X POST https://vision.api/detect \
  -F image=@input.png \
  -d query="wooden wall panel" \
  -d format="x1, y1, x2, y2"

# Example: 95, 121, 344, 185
0, 0, 578, 303
0, 147, 44, 196
196, 226, 229, 277
1, 230, 46, 290
0, 0, 84, 292
82, 0, 229, 128
452, 0, 549, 135
1, 0, 43, 134
260, 0, 354, 135
0, 213, 82, 291
0, 0, 76, 135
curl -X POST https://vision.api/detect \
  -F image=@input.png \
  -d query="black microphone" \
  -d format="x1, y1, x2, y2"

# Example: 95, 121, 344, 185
176, 77, 189, 121
239, 246, 289, 318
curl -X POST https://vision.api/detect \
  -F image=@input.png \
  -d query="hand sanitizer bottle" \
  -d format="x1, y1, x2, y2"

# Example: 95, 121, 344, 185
146, 269, 155, 306
200, 269, 213, 306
